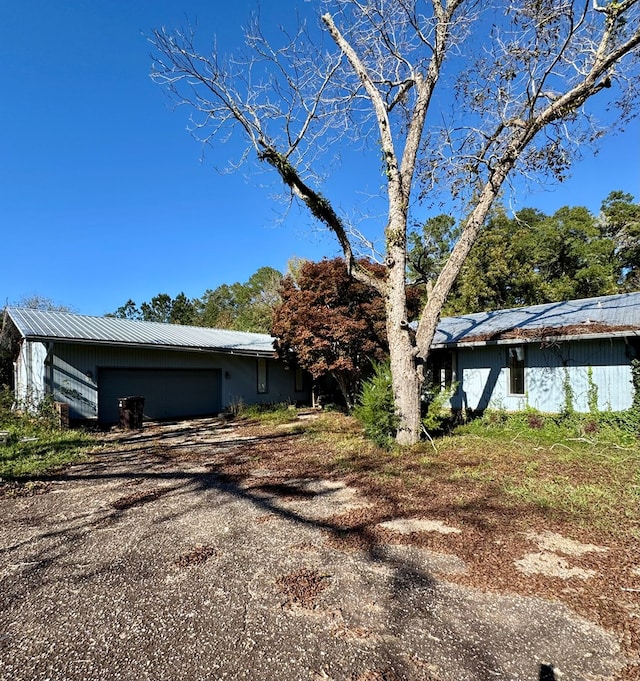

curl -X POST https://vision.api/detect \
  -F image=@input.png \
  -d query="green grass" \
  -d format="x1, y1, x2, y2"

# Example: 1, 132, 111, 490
286, 408, 640, 536
0, 414, 94, 480
428, 411, 640, 531
233, 401, 300, 426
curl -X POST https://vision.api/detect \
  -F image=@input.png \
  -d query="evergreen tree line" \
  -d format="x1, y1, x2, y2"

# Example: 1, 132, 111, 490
409, 191, 640, 314
108, 266, 284, 334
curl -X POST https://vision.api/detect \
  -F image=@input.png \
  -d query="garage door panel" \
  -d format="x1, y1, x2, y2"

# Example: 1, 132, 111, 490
98, 369, 222, 424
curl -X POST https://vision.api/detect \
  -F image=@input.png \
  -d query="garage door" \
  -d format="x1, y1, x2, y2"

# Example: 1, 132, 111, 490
98, 368, 222, 424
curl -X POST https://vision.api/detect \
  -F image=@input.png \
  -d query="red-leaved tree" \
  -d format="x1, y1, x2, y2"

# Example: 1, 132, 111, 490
272, 259, 387, 410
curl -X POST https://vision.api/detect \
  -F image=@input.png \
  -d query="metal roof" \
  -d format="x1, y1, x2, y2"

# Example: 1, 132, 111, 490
433, 291, 640, 347
4, 308, 276, 357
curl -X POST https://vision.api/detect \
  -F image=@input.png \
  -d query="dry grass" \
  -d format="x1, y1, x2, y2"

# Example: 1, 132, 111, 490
238, 409, 640, 680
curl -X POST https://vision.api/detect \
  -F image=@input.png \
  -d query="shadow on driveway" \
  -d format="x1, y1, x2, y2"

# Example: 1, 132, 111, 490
0, 419, 623, 681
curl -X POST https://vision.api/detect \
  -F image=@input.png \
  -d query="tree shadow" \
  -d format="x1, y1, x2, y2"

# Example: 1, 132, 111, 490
0, 420, 599, 680
539, 663, 556, 680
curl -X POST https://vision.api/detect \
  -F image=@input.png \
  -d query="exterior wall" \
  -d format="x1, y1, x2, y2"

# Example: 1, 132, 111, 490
36, 341, 308, 422
14, 340, 48, 410
452, 337, 634, 413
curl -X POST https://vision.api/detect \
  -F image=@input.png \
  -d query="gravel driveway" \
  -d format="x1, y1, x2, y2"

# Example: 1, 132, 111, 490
0, 418, 625, 680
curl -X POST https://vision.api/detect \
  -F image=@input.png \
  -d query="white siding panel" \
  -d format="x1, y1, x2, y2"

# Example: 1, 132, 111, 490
15, 341, 48, 411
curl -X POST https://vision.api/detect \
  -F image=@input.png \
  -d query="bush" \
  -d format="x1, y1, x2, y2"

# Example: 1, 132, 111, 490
354, 362, 398, 449
422, 384, 457, 435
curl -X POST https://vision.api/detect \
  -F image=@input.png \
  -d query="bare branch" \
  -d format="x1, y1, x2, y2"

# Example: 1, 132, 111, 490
150, 0, 640, 443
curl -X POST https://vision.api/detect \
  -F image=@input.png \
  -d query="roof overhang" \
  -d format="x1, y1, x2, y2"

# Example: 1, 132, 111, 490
432, 328, 640, 350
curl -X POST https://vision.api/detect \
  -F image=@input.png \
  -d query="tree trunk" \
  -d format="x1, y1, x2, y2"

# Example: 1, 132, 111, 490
387, 321, 422, 445
331, 371, 354, 413
386, 223, 423, 445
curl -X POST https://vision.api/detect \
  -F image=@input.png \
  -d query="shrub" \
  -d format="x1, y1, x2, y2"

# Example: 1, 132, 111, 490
354, 362, 398, 449
422, 384, 457, 435
527, 413, 545, 429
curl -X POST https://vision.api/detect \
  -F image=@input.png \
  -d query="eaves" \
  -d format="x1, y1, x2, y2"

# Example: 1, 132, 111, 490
431, 329, 640, 350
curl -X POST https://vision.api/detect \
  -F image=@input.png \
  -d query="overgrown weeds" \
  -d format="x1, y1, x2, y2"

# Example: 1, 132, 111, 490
230, 399, 299, 426
287, 406, 639, 537
0, 389, 93, 480
456, 407, 640, 448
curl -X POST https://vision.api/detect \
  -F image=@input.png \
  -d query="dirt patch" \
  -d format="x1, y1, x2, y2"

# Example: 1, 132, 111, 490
524, 530, 609, 556
379, 518, 462, 535
514, 552, 597, 580
276, 568, 332, 609
512, 531, 610, 580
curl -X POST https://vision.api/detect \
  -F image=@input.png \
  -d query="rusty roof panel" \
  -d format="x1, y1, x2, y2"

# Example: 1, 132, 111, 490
433, 292, 640, 347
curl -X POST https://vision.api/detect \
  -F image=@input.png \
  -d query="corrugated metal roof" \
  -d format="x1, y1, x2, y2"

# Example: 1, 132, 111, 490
5, 308, 276, 356
433, 291, 640, 347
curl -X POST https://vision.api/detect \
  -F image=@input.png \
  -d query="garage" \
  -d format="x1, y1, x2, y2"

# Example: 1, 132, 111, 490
98, 368, 222, 424
5, 308, 310, 425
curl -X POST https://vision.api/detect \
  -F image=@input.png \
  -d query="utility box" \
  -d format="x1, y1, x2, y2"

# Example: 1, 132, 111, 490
118, 396, 145, 430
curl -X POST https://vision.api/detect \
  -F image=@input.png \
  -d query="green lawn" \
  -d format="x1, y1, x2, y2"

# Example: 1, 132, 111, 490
0, 415, 95, 480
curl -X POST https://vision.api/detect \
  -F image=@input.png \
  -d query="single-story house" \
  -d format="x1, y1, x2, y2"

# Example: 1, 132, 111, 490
1, 307, 309, 425
429, 291, 640, 414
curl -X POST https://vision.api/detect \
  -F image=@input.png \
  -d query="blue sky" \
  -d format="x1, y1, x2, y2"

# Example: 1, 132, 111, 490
1, 1, 638, 317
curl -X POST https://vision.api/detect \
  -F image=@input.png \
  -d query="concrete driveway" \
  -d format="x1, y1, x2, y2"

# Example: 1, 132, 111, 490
0, 418, 624, 680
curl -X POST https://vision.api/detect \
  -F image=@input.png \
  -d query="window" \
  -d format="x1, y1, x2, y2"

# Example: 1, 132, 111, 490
257, 358, 268, 394
430, 350, 454, 390
295, 366, 305, 392
508, 346, 525, 395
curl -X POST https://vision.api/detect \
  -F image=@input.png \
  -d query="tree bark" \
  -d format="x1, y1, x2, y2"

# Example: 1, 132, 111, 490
387, 319, 422, 445
385, 211, 423, 445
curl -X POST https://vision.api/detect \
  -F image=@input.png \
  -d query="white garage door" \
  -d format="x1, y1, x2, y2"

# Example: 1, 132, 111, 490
98, 368, 222, 424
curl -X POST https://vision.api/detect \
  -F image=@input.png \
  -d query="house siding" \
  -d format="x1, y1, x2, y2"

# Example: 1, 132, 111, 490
453, 338, 633, 414
15, 340, 48, 408
44, 342, 305, 422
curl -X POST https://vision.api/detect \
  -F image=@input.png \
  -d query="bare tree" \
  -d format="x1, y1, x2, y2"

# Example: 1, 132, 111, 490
150, 0, 640, 444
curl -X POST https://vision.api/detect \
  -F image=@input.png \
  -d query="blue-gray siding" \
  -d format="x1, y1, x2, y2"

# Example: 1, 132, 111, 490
46, 342, 307, 422
452, 338, 633, 413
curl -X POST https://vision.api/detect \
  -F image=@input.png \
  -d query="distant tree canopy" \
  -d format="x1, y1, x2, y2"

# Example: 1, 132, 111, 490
407, 191, 640, 315
11, 295, 75, 313
601, 190, 640, 292
111, 293, 196, 325
108, 267, 283, 334
195, 267, 283, 334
